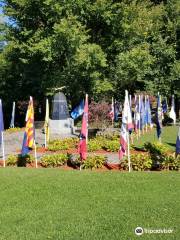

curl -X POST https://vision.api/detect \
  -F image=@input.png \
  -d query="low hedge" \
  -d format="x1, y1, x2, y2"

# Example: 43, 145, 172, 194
40, 153, 68, 167
48, 138, 78, 151
6, 154, 34, 166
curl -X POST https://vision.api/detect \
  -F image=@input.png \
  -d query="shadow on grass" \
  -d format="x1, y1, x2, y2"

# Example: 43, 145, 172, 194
132, 146, 146, 152
165, 142, 176, 148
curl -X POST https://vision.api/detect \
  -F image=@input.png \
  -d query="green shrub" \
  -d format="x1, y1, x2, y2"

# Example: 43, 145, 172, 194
144, 142, 170, 169
88, 138, 103, 152
48, 138, 78, 151
144, 142, 168, 155
17, 154, 34, 167
82, 155, 106, 170
40, 154, 68, 167
7, 154, 34, 166
6, 155, 17, 166
162, 154, 180, 171
120, 153, 152, 171
103, 140, 119, 152
5, 127, 23, 133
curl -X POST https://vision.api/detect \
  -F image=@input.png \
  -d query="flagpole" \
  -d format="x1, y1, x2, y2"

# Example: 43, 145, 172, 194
85, 94, 88, 145
2, 132, 5, 167
145, 95, 148, 132
127, 126, 131, 172
34, 140, 38, 168
45, 129, 47, 148
138, 95, 141, 138
112, 97, 114, 128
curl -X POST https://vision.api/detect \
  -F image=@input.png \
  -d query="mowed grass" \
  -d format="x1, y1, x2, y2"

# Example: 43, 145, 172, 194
0, 168, 179, 240
132, 125, 178, 151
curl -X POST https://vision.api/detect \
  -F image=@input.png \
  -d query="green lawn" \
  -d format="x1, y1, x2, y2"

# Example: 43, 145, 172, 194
0, 169, 179, 240
132, 125, 178, 151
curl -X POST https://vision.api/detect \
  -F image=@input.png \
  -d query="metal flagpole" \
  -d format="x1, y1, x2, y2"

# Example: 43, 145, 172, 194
127, 123, 131, 172
34, 140, 38, 168
138, 95, 141, 138
145, 95, 148, 132
2, 132, 5, 167
112, 97, 114, 128
85, 94, 88, 145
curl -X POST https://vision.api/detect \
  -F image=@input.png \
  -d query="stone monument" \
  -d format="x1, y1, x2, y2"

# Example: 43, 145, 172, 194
49, 92, 74, 135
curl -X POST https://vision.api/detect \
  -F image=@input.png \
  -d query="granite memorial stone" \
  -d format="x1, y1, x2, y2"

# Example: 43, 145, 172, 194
49, 92, 74, 135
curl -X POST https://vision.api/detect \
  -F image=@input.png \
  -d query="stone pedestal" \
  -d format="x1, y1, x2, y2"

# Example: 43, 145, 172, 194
49, 118, 74, 135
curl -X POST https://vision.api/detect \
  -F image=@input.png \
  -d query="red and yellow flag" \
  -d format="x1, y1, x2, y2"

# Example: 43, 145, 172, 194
21, 97, 35, 155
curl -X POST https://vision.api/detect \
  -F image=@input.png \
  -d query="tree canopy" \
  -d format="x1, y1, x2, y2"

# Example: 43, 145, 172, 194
0, 0, 179, 109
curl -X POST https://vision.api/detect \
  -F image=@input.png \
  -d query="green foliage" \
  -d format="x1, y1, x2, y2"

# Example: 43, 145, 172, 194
162, 154, 180, 171
6, 154, 17, 166
88, 138, 103, 152
17, 154, 34, 167
7, 154, 34, 166
82, 155, 106, 170
120, 154, 152, 171
144, 141, 169, 155
5, 127, 22, 133
102, 140, 119, 152
1, 0, 180, 109
48, 138, 78, 151
40, 154, 68, 167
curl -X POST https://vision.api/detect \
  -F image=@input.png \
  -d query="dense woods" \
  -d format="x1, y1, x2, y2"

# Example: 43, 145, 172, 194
0, 0, 179, 117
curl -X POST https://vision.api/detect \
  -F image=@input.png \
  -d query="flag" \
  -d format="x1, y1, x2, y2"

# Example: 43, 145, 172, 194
169, 95, 176, 124
144, 96, 148, 126
119, 90, 133, 160
78, 95, 88, 160
114, 101, 119, 122
162, 98, 168, 113
134, 95, 140, 132
109, 97, 114, 121
21, 97, 35, 156
0, 99, 4, 145
147, 96, 152, 126
145, 96, 152, 126
176, 127, 180, 155
71, 100, 84, 119
10, 102, 15, 128
44, 98, 49, 144
140, 95, 145, 130
156, 94, 163, 139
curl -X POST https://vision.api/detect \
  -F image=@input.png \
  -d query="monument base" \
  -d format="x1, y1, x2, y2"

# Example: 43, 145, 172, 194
49, 118, 74, 135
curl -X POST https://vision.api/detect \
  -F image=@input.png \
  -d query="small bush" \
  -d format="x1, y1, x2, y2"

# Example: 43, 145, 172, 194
103, 140, 119, 152
48, 138, 78, 151
88, 137, 104, 152
17, 154, 34, 167
162, 154, 180, 171
120, 154, 152, 171
5, 127, 23, 133
7, 154, 34, 166
144, 142, 168, 155
82, 155, 106, 170
40, 154, 68, 167
6, 155, 17, 166
144, 142, 169, 169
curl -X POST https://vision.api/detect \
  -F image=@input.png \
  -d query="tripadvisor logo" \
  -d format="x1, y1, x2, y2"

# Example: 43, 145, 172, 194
135, 227, 144, 236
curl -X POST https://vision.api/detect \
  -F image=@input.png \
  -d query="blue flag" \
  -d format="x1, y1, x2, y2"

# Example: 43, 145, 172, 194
114, 101, 119, 122
176, 127, 180, 154
71, 100, 84, 119
140, 96, 145, 130
156, 95, 162, 139
162, 98, 168, 113
0, 99, 4, 145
